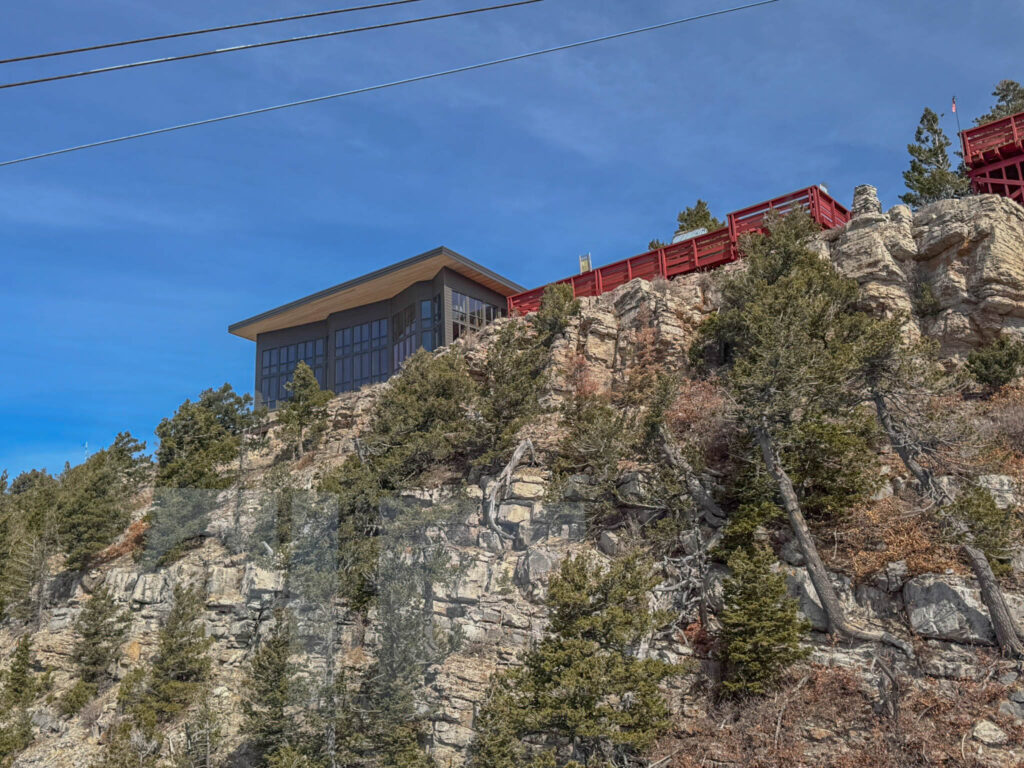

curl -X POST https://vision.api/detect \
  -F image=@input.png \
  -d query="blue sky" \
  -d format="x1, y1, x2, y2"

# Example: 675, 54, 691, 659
1, 0, 1021, 477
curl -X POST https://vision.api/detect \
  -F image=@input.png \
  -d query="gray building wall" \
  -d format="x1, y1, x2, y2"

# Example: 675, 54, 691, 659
254, 268, 507, 407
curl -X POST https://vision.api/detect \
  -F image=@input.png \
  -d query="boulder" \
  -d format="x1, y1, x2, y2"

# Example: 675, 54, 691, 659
130, 573, 166, 606
978, 474, 1019, 509
971, 719, 1008, 747
241, 563, 284, 604
903, 575, 995, 645
514, 549, 560, 601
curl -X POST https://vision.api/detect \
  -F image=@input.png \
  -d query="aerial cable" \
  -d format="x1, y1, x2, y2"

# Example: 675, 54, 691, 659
0, 0, 780, 168
0, 0, 543, 91
0, 0, 434, 65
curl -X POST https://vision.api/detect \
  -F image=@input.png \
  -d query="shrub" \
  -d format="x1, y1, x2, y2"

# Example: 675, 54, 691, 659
59, 679, 97, 716
719, 547, 809, 697
0, 709, 32, 764
530, 283, 579, 343
967, 335, 1024, 392
944, 485, 1021, 575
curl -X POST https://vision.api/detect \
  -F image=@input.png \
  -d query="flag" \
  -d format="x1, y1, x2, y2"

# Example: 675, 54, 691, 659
952, 96, 957, 114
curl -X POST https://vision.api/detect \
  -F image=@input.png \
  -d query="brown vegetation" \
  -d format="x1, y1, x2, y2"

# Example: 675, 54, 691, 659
655, 664, 1024, 768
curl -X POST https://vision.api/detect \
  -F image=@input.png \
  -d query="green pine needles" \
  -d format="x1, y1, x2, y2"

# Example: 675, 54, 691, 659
719, 547, 809, 697
470, 553, 677, 768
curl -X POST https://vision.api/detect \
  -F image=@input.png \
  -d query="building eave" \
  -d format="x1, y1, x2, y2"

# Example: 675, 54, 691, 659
228, 247, 524, 341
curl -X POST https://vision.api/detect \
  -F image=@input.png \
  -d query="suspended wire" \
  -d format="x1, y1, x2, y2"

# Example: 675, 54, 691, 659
0, 0, 543, 91
0, 0, 780, 168
0, 0, 434, 65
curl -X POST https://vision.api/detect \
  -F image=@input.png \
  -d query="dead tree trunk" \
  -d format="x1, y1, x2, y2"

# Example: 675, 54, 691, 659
870, 388, 1024, 658
755, 425, 913, 656
483, 439, 536, 541
657, 424, 727, 527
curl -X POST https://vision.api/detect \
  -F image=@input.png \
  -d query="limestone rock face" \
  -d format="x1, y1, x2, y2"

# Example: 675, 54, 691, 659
903, 575, 996, 644
827, 194, 1024, 357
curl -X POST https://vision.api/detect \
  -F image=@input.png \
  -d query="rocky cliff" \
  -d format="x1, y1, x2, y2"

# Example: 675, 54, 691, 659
3, 191, 1024, 768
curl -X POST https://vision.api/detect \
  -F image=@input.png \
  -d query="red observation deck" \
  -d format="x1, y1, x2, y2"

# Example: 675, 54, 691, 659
507, 185, 850, 315
961, 110, 1024, 205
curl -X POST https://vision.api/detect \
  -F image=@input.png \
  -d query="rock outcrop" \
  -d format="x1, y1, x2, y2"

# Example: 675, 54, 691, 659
3, 188, 1024, 768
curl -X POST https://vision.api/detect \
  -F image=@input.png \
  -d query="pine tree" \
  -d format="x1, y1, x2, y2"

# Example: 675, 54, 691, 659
474, 319, 548, 470
470, 553, 677, 768
242, 609, 299, 763
900, 107, 970, 207
90, 722, 160, 768
58, 433, 149, 570
690, 210, 913, 655
2, 635, 40, 708
0, 709, 33, 765
649, 199, 724, 248
975, 79, 1024, 125
719, 547, 809, 696
76, 586, 132, 684
0, 470, 60, 625
278, 362, 333, 458
141, 585, 212, 724
675, 199, 723, 234
155, 384, 254, 490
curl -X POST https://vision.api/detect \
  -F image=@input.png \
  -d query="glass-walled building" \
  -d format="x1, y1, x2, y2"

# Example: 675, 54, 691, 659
229, 247, 523, 408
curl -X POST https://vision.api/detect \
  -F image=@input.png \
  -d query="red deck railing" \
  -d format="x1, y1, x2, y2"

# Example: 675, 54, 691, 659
961, 111, 1024, 166
961, 110, 1024, 205
507, 185, 851, 315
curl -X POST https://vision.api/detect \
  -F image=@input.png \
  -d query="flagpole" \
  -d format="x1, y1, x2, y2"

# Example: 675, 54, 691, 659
953, 95, 962, 136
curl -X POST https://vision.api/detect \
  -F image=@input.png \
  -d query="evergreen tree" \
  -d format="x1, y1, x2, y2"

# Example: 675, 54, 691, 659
0, 709, 33, 766
530, 284, 579, 344
60, 586, 131, 715
278, 362, 333, 458
155, 383, 255, 490
75, 586, 132, 684
362, 349, 478, 489
719, 547, 809, 696
58, 433, 149, 570
649, 199, 724, 249
0, 470, 60, 625
675, 199, 723, 234
966, 334, 1024, 392
975, 79, 1024, 125
241, 609, 299, 763
2, 635, 40, 709
470, 553, 676, 768
690, 210, 912, 655
90, 722, 160, 768
141, 585, 212, 725
474, 319, 548, 470
900, 107, 970, 207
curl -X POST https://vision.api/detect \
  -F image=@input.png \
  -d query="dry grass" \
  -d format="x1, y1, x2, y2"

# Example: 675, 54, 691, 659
93, 519, 149, 565
652, 664, 1024, 768
825, 496, 962, 581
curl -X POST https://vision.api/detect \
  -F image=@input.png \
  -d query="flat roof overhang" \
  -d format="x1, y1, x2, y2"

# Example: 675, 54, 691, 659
228, 247, 524, 341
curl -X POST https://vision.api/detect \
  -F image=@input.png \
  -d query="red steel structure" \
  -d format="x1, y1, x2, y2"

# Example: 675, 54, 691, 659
507, 185, 851, 315
961, 110, 1024, 205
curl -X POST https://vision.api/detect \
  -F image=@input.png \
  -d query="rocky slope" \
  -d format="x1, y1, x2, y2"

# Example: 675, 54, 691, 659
3, 190, 1024, 768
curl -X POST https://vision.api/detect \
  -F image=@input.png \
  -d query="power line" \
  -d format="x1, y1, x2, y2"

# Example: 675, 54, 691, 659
0, 0, 780, 168
0, 0, 432, 65
0, 0, 543, 91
